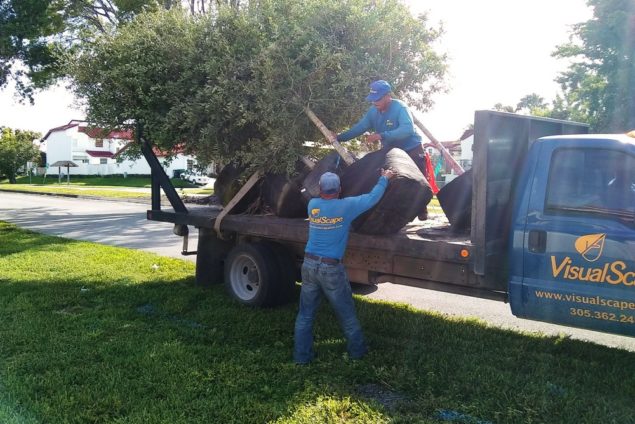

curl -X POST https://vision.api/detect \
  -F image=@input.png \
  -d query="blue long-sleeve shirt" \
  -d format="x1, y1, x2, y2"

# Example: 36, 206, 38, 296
336, 99, 422, 152
305, 176, 388, 260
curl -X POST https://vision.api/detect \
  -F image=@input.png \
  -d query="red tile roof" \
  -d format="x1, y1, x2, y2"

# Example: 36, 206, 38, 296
41, 120, 83, 141
85, 150, 114, 158
113, 142, 186, 159
78, 126, 133, 140
41, 120, 134, 142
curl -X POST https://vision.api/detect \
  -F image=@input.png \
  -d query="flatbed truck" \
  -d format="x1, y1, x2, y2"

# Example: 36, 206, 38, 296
142, 110, 635, 337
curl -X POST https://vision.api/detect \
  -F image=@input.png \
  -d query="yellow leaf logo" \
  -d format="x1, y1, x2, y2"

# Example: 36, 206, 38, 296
574, 234, 606, 262
311, 208, 320, 217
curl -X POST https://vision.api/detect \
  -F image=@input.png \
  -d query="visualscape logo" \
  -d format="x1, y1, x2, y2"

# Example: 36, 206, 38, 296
550, 233, 634, 286
574, 233, 606, 262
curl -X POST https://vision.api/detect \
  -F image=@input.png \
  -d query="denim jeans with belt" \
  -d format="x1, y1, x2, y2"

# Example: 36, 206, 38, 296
293, 257, 367, 364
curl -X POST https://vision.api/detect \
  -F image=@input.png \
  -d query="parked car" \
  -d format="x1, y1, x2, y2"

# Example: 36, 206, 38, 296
181, 171, 210, 186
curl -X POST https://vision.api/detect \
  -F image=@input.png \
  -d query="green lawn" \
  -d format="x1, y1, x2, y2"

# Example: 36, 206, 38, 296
1, 222, 634, 423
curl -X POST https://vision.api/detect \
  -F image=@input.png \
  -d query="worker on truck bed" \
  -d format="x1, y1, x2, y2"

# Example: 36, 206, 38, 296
335, 79, 437, 220
294, 169, 396, 365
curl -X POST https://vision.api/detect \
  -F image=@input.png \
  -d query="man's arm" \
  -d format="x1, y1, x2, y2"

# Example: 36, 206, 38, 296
336, 109, 373, 142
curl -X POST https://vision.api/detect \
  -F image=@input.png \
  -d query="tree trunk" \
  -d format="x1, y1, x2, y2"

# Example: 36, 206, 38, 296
213, 163, 262, 214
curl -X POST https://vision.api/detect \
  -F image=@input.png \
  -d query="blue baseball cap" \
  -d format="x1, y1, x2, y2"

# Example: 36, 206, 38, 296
319, 172, 340, 196
365, 80, 392, 102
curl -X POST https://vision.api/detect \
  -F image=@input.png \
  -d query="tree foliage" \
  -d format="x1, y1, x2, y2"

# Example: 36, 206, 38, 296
69, 0, 447, 173
552, 0, 635, 131
0, 0, 270, 101
0, 0, 163, 100
0, 127, 40, 183
515, 93, 548, 114
493, 93, 548, 115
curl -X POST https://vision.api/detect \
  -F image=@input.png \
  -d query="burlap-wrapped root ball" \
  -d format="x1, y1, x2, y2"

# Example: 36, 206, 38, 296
340, 148, 433, 235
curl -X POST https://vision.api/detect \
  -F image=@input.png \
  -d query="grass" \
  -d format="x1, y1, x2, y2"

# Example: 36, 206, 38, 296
1, 222, 635, 423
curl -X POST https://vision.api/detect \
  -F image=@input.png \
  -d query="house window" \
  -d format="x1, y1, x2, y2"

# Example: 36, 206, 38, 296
100, 158, 108, 165
95, 139, 103, 148
187, 159, 194, 171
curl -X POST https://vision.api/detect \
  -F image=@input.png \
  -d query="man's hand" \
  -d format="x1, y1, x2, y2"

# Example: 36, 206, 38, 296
365, 133, 382, 144
381, 168, 397, 180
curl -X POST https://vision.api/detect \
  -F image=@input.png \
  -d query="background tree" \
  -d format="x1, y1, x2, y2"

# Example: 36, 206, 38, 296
515, 93, 548, 114
492, 103, 515, 113
492, 93, 549, 115
0, 0, 256, 101
68, 0, 447, 174
0, 0, 166, 101
0, 127, 41, 183
552, 0, 635, 131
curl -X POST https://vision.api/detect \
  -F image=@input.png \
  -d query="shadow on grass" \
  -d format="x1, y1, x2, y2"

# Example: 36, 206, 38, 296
0, 222, 76, 256
1, 273, 635, 423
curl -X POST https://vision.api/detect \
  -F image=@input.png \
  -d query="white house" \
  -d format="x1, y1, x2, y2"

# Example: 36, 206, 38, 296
429, 129, 474, 185
41, 120, 198, 177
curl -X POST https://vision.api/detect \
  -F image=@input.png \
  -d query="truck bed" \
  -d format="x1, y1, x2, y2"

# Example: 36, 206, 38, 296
148, 204, 473, 266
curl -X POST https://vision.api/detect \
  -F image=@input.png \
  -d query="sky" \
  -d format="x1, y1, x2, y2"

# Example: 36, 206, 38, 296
0, 0, 593, 141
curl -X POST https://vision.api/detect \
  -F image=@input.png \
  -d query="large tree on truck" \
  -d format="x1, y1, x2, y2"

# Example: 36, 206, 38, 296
67, 0, 447, 173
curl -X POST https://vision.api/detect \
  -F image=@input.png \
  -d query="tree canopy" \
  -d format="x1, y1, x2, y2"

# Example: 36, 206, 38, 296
0, 127, 40, 183
68, 0, 447, 173
552, 0, 635, 132
0, 0, 165, 100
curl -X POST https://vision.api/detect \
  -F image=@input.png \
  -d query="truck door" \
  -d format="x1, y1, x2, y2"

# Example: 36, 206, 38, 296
511, 138, 635, 336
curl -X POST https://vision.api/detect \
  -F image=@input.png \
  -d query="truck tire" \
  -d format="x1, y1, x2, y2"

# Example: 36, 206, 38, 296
262, 241, 299, 304
340, 148, 433, 235
195, 228, 233, 287
224, 242, 282, 307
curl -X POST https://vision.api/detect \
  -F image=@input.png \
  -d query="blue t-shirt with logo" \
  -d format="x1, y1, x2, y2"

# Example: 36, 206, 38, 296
336, 99, 422, 152
305, 176, 388, 260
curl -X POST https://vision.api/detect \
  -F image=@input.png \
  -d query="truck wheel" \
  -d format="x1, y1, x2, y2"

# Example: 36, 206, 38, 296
195, 228, 232, 287
224, 242, 281, 307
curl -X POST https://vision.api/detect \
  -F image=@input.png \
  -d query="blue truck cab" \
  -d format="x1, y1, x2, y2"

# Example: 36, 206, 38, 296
509, 134, 635, 336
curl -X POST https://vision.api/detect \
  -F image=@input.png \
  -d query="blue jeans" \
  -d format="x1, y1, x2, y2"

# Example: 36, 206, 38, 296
293, 258, 367, 363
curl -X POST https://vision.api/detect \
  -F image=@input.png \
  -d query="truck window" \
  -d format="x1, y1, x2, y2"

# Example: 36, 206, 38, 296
546, 148, 635, 219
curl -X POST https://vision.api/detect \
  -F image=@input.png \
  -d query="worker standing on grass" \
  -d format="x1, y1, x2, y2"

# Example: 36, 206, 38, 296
294, 169, 396, 365
335, 79, 438, 220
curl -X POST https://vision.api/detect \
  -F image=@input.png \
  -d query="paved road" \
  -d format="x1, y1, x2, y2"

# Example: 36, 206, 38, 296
2, 191, 634, 351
